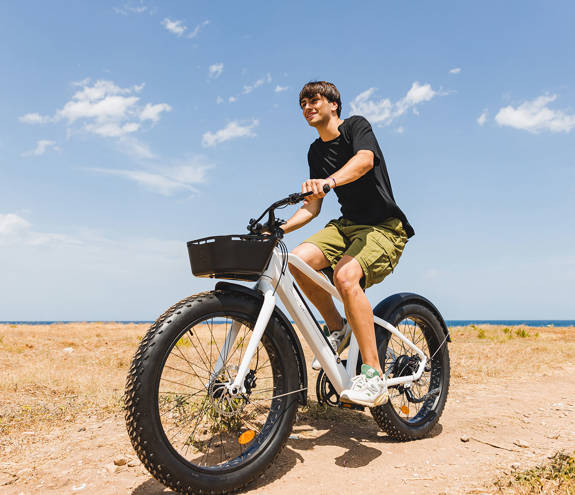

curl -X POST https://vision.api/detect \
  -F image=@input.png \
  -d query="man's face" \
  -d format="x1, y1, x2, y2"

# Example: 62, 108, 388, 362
300, 94, 337, 127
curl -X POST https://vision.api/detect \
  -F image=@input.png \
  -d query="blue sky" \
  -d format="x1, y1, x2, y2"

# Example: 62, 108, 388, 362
1, 1, 574, 320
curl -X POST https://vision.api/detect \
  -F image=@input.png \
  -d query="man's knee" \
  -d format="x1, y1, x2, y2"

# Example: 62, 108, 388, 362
333, 258, 364, 295
290, 243, 329, 271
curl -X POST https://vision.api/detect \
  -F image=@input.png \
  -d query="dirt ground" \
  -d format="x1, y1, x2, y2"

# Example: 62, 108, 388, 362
1, 322, 574, 494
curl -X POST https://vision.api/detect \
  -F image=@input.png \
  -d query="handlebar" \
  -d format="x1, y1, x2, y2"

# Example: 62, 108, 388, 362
247, 183, 331, 236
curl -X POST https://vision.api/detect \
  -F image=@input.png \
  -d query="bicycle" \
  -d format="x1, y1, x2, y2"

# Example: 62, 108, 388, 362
124, 186, 450, 494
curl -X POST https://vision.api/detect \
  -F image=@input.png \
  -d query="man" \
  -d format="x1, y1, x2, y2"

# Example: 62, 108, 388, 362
280, 81, 414, 407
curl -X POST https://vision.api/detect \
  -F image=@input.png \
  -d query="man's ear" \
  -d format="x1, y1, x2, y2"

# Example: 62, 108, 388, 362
331, 101, 338, 114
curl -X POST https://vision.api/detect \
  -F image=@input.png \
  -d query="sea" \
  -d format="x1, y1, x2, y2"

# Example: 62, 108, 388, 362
1, 320, 574, 327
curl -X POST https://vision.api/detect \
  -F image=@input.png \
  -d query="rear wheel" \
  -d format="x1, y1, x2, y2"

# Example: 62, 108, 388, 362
370, 303, 450, 440
124, 290, 301, 494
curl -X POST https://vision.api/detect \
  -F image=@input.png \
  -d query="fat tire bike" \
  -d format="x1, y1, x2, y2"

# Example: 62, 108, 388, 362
124, 186, 451, 494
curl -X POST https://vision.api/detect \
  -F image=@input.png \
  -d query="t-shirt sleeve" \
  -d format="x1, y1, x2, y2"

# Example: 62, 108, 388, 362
350, 116, 379, 158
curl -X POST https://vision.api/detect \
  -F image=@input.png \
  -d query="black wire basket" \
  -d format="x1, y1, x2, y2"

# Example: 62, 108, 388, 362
187, 235, 276, 281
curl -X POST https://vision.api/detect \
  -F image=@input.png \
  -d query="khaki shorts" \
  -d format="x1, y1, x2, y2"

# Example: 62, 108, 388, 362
303, 217, 408, 289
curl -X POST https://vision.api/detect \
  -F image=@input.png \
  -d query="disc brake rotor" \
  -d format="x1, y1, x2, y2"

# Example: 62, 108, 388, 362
208, 365, 248, 417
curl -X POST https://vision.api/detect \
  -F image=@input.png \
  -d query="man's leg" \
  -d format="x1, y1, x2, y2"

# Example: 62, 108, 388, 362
333, 255, 382, 375
289, 243, 345, 332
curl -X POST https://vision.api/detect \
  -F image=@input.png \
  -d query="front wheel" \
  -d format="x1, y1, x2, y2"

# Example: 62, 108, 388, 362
370, 302, 450, 440
124, 290, 301, 494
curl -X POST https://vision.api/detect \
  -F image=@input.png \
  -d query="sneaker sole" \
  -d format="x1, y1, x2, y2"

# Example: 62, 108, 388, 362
340, 391, 389, 408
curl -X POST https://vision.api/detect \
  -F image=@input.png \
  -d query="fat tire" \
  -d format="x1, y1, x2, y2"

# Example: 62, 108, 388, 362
370, 302, 450, 441
124, 290, 301, 494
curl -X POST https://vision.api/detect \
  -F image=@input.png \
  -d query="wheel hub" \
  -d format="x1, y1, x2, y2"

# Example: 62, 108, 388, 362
391, 354, 420, 378
208, 366, 257, 417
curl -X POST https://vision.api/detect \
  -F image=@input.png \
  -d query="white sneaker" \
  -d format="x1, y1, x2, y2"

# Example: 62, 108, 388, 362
311, 321, 352, 370
340, 364, 388, 407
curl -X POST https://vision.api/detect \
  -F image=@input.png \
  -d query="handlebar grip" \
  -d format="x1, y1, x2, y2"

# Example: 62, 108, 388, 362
323, 183, 331, 194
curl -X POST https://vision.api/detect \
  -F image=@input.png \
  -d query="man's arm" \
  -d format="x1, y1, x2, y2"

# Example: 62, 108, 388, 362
304, 149, 374, 200
280, 197, 323, 234
329, 150, 374, 187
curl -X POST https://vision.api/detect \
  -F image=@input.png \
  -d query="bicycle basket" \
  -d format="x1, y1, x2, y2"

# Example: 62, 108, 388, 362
187, 235, 276, 281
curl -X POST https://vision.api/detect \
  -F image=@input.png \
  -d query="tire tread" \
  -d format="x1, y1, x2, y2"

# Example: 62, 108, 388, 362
124, 290, 299, 494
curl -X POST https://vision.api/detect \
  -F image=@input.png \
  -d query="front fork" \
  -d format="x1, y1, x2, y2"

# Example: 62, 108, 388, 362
209, 287, 276, 395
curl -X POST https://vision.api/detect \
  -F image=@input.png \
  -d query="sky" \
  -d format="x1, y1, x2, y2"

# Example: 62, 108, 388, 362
1, 1, 574, 320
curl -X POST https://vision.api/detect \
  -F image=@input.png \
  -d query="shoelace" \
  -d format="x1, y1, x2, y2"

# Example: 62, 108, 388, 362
350, 374, 368, 390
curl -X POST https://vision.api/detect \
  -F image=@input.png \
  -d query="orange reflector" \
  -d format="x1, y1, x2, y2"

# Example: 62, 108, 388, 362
238, 430, 255, 445
400, 405, 410, 415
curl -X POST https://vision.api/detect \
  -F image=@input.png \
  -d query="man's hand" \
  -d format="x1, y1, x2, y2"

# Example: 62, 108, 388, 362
303, 178, 332, 203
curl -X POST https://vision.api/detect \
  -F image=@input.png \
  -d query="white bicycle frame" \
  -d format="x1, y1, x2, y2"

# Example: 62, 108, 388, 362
221, 246, 428, 398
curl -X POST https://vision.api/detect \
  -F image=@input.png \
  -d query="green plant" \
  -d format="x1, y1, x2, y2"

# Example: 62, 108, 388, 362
477, 329, 486, 339
515, 328, 529, 338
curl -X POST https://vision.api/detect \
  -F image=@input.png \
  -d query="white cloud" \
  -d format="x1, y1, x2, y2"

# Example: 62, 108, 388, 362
19, 113, 53, 124
0, 213, 81, 247
449, 67, 461, 74
113, 1, 151, 15
477, 109, 488, 126
216, 96, 224, 104
22, 140, 60, 157
139, 102, 172, 122
274, 85, 288, 93
202, 120, 258, 147
162, 18, 187, 37
495, 94, 575, 133
228, 96, 237, 103
161, 18, 209, 39
396, 126, 405, 134
209, 63, 224, 79
350, 82, 439, 126
90, 158, 211, 195
85, 121, 140, 138
59, 94, 140, 123
19, 79, 171, 139
0, 213, 30, 236
187, 20, 209, 39
242, 73, 272, 94
117, 137, 156, 159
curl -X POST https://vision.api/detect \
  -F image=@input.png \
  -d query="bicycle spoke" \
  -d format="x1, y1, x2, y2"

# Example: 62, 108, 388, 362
157, 314, 278, 469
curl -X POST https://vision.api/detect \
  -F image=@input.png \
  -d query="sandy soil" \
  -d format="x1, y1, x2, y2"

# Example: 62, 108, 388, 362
1, 323, 574, 494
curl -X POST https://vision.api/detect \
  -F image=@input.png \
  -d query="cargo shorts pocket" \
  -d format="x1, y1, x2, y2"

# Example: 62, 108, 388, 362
361, 225, 407, 288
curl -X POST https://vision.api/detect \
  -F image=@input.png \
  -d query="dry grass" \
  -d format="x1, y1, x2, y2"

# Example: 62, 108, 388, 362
0, 322, 145, 439
495, 451, 575, 494
448, 324, 575, 383
1, 322, 574, 452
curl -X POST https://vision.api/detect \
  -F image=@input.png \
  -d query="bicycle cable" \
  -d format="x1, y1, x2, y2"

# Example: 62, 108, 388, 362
273, 237, 289, 295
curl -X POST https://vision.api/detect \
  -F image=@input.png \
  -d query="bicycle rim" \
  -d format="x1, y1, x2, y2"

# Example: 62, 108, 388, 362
155, 313, 286, 472
385, 315, 442, 425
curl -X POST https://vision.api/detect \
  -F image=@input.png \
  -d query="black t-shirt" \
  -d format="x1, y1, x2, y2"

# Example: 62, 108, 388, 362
308, 115, 414, 238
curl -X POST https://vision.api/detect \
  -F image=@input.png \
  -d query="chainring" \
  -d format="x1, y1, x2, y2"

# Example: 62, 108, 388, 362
315, 369, 340, 407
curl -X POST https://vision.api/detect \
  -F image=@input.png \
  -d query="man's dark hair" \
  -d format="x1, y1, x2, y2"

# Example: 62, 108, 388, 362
299, 81, 342, 117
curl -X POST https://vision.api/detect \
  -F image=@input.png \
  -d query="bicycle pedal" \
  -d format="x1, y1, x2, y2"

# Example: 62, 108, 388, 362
338, 401, 365, 412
